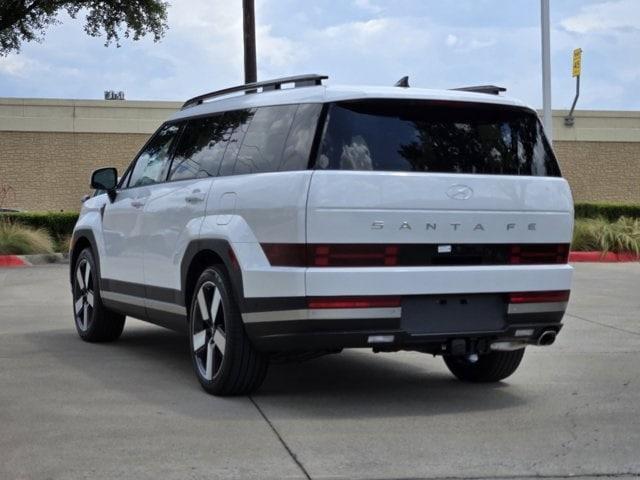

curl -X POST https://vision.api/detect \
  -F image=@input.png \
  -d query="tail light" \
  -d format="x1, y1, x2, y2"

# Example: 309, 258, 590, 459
307, 296, 401, 309
509, 244, 569, 264
261, 244, 307, 267
310, 244, 398, 267
262, 243, 571, 267
508, 290, 570, 304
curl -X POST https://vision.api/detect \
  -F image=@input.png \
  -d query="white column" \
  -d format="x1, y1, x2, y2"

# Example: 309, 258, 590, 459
541, 0, 553, 143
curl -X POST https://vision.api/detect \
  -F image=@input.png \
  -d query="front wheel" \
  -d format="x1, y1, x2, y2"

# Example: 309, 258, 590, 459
188, 266, 268, 396
443, 348, 525, 383
72, 248, 125, 342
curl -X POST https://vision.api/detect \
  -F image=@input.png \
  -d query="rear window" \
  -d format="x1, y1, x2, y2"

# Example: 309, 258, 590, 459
316, 100, 561, 177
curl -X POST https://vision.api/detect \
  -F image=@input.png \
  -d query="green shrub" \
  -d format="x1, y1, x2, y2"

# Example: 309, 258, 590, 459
0, 212, 79, 239
574, 202, 640, 221
573, 217, 640, 254
0, 220, 55, 255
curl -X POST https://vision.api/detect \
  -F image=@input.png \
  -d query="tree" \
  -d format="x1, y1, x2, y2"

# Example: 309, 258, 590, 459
0, 0, 168, 56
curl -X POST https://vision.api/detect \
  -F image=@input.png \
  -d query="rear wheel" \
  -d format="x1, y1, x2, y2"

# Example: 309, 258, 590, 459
189, 266, 268, 396
443, 348, 525, 383
72, 248, 125, 342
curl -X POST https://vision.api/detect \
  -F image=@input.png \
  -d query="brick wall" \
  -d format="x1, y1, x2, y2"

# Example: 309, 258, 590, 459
554, 141, 640, 203
2, 133, 640, 211
0, 131, 148, 211
1, 98, 639, 211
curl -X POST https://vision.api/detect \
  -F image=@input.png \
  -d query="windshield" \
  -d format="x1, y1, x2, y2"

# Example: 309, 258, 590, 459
316, 100, 561, 177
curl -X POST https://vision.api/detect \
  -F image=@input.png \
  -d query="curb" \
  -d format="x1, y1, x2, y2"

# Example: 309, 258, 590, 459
569, 251, 639, 263
0, 253, 69, 268
0, 255, 28, 267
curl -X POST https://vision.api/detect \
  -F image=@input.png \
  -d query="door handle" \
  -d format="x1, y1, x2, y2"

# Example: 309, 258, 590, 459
185, 190, 205, 204
185, 195, 204, 204
131, 200, 145, 208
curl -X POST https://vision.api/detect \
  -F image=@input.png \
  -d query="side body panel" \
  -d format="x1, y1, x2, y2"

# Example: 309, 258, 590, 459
142, 177, 212, 291
199, 171, 312, 299
99, 186, 151, 284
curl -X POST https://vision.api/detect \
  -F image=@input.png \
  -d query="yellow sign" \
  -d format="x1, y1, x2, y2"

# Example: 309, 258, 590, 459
572, 48, 582, 77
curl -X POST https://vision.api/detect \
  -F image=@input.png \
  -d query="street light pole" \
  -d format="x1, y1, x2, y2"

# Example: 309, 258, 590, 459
541, 0, 553, 143
243, 0, 257, 84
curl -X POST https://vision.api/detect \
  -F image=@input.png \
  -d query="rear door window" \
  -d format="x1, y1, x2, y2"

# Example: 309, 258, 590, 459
234, 105, 298, 174
169, 115, 229, 181
316, 100, 561, 177
218, 109, 254, 177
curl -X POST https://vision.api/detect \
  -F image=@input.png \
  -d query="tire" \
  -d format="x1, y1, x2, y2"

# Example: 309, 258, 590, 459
72, 248, 125, 342
443, 348, 525, 383
188, 266, 268, 396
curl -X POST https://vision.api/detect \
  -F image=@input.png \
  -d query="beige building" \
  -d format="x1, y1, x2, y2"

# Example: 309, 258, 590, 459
1, 97, 639, 212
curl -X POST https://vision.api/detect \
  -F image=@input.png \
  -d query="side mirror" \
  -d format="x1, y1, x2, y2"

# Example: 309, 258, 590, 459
91, 167, 118, 201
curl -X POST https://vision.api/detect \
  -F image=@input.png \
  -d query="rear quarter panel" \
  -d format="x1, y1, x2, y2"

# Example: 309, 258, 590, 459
199, 171, 313, 298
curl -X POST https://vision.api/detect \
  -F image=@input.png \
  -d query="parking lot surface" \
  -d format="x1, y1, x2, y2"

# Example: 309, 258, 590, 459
1, 263, 639, 480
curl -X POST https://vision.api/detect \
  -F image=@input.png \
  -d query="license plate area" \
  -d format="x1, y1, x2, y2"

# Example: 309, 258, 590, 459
401, 294, 506, 335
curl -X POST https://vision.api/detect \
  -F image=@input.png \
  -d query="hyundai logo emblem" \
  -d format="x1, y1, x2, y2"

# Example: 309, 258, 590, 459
446, 184, 473, 200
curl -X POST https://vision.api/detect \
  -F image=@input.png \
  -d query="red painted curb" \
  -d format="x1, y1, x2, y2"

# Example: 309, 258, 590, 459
0, 255, 28, 267
569, 251, 640, 263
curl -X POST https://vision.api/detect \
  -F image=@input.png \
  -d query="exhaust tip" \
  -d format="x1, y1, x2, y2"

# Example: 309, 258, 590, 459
537, 330, 557, 346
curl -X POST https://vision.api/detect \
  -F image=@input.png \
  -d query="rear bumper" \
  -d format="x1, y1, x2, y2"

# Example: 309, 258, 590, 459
235, 242, 573, 299
243, 294, 567, 352
305, 264, 573, 297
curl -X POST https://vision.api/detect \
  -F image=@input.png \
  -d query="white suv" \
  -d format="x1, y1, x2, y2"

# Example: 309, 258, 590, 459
70, 74, 573, 395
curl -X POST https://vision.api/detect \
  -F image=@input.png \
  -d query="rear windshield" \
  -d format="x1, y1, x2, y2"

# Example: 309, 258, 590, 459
316, 100, 561, 177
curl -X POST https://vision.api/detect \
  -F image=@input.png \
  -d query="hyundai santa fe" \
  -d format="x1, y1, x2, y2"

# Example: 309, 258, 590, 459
70, 74, 574, 395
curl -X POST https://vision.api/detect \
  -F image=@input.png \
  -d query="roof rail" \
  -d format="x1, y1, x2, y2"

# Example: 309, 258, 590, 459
451, 85, 506, 95
181, 74, 328, 110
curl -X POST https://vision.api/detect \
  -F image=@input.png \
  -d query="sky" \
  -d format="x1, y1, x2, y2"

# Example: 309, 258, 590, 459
0, 0, 638, 110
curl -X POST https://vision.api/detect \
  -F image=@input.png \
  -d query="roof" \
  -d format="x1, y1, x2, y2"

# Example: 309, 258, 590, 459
168, 84, 532, 122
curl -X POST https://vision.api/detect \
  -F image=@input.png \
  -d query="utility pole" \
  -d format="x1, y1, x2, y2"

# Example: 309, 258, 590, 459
243, 0, 257, 84
540, 0, 553, 143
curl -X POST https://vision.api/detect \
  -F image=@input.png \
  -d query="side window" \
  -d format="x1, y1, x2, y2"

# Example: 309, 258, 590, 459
280, 103, 323, 171
234, 105, 298, 175
169, 115, 229, 181
218, 109, 254, 177
128, 123, 180, 188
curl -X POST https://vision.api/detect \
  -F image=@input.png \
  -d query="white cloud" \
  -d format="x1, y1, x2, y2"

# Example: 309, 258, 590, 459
561, 0, 640, 33
354, 0, 383, 14
444, 33, 495, 52
257, 24, 301, 69
0, 55, 37, 77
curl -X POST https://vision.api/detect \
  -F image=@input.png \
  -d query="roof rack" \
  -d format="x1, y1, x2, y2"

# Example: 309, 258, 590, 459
450, 85, 506, 95
181, 74, 328, 110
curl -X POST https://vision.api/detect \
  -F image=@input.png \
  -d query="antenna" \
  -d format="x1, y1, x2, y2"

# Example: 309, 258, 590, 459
394, 76, 410, 88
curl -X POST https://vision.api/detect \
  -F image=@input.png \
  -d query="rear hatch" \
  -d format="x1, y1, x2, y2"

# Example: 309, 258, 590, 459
307, 99, 573, 264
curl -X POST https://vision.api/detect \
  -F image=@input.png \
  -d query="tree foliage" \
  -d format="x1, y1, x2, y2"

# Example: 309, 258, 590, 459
0, 0, 168, 56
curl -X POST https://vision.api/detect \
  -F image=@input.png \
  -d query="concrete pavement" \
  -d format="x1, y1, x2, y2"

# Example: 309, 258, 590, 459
1, 263, 639, 479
